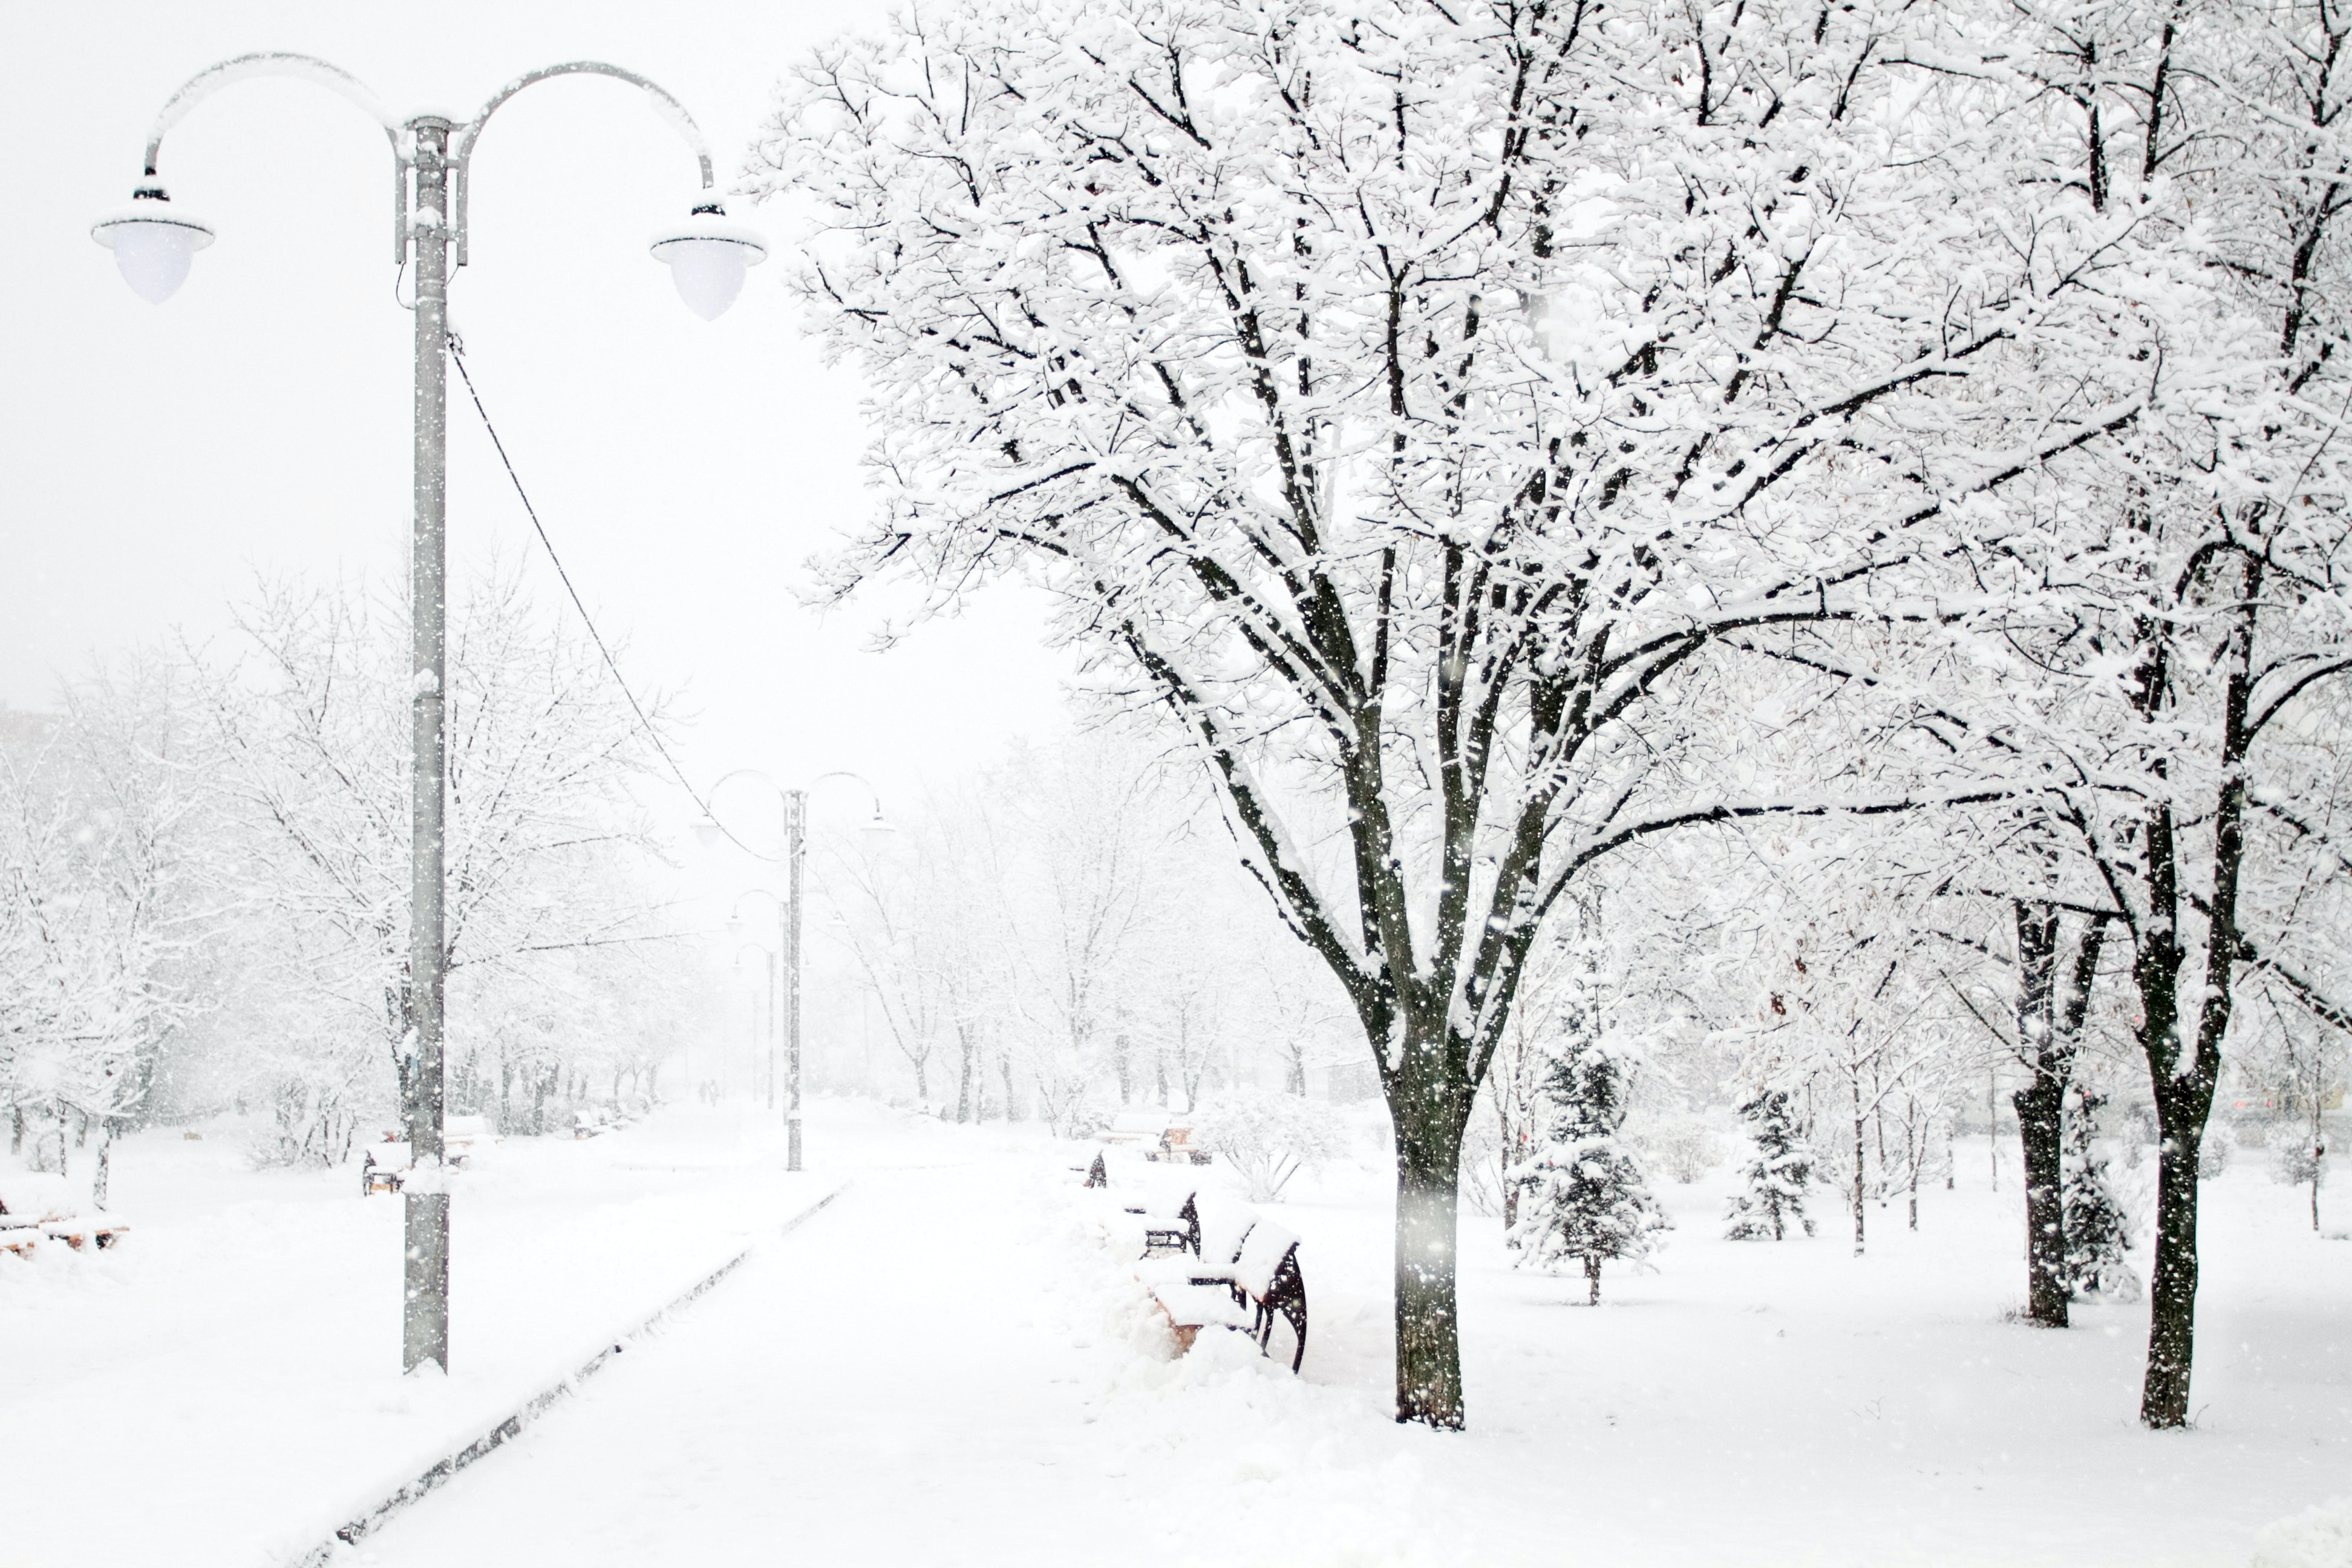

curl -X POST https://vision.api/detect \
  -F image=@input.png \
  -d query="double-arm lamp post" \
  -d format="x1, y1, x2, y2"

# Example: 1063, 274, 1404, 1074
94, 54, 766, 1376
696, 771, 889, 1174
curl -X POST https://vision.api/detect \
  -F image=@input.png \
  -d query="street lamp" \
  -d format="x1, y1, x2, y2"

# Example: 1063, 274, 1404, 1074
694, 770, 892, 1172
95, 53, 764, 1377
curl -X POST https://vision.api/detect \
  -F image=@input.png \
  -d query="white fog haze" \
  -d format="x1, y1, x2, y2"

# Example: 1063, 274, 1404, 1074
4, 2, 2351, 1566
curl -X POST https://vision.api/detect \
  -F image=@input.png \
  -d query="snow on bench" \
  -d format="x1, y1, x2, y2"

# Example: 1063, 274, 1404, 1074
362, 1141, 413, 1196
1121, 1186, 1201, 1257
1128, 1195, 1308, 1371
0, 1175, 129, 1256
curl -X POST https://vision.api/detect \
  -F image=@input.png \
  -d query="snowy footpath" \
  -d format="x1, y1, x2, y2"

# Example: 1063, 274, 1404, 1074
344, 1103, 2345, 1568
7, 1100, 2348, 1567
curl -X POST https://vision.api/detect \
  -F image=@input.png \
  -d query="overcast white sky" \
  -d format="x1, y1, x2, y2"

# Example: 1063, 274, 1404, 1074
0, 0, 1080, 858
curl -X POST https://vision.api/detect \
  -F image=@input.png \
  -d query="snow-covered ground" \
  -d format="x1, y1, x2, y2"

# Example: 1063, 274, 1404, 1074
0, 1103, 837, 1568
6, 1100, 2345, 1567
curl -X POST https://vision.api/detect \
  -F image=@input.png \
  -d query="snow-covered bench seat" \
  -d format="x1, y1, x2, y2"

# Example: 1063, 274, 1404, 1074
1122, 1188, 1200, 1256
0, 1178, 128, 1256
1134, 1203, 1308, 1371
362, 1141, 413, 1196
40, 1215, 130, 1251
444, 1114, 500, 1165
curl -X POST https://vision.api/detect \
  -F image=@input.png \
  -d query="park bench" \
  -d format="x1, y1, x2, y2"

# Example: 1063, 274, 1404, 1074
1126, 1193, 1308, 1371
1147, 1122, 1211, 1166
361, 1140, 413, 1196
1122, 1186, 1201, 1256
1101, 1109, 1171, 1149
444, 1114, 500, 1165
0, 1183, 129, 1256
39, 1215, 130, 1251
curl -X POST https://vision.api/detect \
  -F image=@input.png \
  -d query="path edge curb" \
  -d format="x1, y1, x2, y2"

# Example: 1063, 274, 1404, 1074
286, 1179, 852, 1567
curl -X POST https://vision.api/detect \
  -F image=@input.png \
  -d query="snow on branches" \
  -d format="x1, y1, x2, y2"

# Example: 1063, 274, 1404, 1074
757, 0, 2105, 1426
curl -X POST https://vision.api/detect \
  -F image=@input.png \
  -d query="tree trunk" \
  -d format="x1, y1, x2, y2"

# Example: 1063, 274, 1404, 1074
2314, 1098, 2326, 1233
1499, 1100, 1521, 1231
2014, 1076, 2069, 1327
2143, 1095, 2205, 1426
1584, 1253, 1602, 1305
956, 1028, 975, 1124
1394, 1122, 1465, 1428
998, 1056, 1019, 1122
1851, 1073, 1867, 1258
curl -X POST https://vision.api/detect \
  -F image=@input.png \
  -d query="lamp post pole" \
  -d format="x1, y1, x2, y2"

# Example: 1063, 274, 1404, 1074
99, 54, 766, 1377
786, 788, 806, 1172
701, 772, 887, 1174
405, 113, 454, 1376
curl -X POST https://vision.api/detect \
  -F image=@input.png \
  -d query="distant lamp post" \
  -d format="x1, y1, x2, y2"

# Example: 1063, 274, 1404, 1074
730, 891, 787, 1109
696, 770, 891, 1171
97, 52, 762, 1378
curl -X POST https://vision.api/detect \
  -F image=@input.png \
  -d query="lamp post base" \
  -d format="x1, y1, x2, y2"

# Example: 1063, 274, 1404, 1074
402, 1190, 450, 1373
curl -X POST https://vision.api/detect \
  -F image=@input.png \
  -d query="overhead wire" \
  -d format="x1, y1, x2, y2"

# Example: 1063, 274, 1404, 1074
445, 332, 770, 862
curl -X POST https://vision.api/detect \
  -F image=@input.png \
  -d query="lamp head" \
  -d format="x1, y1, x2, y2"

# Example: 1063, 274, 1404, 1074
91, 187, 215, 304
649, 203, 767, 321
860, 808, 897, 844
692, 815, 726, 852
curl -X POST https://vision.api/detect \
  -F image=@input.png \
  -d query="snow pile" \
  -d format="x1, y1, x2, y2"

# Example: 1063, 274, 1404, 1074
2252, 1497, 2352, 1568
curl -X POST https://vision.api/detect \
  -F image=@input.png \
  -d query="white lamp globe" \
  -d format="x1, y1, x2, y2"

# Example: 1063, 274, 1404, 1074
650, 206, 766, 322
91, 189, 215, 305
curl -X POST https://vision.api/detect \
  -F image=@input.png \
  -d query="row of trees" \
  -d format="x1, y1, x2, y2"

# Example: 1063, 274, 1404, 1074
0, 573, 696, 1169
760, 0, 2352, 1429
814, 736, 1364, 1127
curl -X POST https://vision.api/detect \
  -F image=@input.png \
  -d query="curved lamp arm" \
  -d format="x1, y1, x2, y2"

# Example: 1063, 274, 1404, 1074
806, 770, 891, 828
730, 888, 788, 922
144, 51, 399, 176
139, 53, 408, 264
450, 61, 715, 267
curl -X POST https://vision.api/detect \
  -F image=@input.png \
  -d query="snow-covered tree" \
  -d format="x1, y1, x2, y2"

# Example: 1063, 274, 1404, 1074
1724, 1086, 1816, 1241
189, 573, 678, 1157
1195, 1087, 1345, 1202
1508, 1044, 1668, 1303
2062, 1086, 2140, 1303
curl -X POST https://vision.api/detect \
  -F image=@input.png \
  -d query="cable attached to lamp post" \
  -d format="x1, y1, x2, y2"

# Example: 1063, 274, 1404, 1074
94, 53, 766, 1379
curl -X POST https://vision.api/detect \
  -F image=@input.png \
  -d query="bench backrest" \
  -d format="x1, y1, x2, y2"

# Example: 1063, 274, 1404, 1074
1200, 1209, 1256, 1269
1233, 1219, 1301, 1298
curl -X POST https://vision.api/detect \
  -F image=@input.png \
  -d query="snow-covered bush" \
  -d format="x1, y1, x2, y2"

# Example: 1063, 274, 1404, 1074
1725, 1088, 1816, 1241
1508, 1045, 1669, 1302
2273, 1135, 2327, 1191
1458, 1109, 1505, 1217
2236, 1119, 2272, 1151
2197, 1134, 2232, 1181
2062, 1089, 2140, 1303
1636, 1119, 1725, 1185
1193, 1091, 1344, 1203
